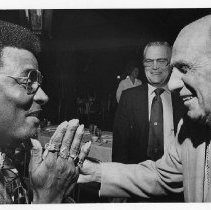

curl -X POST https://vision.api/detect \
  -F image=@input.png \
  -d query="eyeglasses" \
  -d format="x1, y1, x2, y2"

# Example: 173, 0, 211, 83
3, 70, 43, 95
143, 58, 169, 68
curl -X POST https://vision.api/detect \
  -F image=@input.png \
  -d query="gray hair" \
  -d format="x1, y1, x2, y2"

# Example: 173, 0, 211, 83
143, 41, 172, 59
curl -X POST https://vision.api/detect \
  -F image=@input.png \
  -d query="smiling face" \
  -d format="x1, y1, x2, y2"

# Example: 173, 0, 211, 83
0, 47, 48, 148
168, 18, 211, 125
144, 45, 172, 87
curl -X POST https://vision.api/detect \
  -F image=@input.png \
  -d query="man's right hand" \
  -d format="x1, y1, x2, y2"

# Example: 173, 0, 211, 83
78, 159, 102, 183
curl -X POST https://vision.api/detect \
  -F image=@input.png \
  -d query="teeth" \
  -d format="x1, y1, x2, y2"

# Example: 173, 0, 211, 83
183, 96, 193, 101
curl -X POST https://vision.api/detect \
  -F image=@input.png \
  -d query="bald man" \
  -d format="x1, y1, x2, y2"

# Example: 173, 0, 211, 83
79, 15, 211, 202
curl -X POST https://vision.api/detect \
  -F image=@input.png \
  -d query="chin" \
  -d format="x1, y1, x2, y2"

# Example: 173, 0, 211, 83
28, 126, 39, 138
18, 125, 39, 141
150, 78, 161, 83
187, 109, 207, 124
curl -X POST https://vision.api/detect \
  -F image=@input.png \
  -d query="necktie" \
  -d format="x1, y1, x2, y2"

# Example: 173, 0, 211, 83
147, 88, 164, 161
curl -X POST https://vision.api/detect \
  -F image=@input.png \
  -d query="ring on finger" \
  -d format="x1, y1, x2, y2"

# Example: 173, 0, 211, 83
59, 151, 70, 159
45, 143, 60, 152
77, 159, 84, 168
59, 147, 70, 159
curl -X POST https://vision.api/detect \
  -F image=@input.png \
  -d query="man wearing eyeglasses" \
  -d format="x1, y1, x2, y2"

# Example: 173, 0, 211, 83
0, 20, 88, 204
79, 14, 211, 203
112, 42, 185, 201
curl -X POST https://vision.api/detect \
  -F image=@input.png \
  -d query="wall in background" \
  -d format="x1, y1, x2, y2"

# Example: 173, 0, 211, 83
0, 9, 210, 128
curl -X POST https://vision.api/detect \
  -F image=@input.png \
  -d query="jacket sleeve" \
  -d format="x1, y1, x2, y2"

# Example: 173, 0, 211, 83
112, 90, 132, 163
116, 81, 124, 103
101, 136, 183, 198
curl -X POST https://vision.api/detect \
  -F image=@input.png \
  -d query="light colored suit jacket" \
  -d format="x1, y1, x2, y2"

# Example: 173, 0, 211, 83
100, 117, 210, 202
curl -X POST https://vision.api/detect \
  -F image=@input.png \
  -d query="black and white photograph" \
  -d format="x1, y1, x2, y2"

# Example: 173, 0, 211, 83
0, 3, 210, 205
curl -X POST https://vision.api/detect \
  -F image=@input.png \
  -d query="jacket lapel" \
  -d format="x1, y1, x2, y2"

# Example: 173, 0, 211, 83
131, 84, 149, 146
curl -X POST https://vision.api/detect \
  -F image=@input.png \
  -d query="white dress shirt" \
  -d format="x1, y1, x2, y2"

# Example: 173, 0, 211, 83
116, 76, 142, 103
148, 84, 175, 151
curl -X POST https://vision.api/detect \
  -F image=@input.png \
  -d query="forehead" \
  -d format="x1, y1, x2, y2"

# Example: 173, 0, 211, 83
0, 47, 38, 75
171, 26, 210, 65
145, 45, 170, 59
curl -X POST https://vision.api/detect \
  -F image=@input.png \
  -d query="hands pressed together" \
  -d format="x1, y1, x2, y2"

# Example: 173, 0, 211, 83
28, 119, 92, 203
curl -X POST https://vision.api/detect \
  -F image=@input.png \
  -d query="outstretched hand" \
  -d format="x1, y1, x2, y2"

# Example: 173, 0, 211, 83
78, 159, 102, 184
29, 119, 88, 203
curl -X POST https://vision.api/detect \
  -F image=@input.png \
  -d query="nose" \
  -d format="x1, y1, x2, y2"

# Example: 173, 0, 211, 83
33, 87, 49, 106
152, 60, 158, 69
168, 68, 184, 91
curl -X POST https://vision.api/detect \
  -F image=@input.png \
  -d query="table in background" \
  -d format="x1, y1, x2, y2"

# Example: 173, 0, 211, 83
38, 126, 113, 203
38, 126, 112, 162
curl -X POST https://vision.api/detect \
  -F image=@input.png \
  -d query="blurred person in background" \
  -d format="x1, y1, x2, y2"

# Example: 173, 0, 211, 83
116, 61, 142, 103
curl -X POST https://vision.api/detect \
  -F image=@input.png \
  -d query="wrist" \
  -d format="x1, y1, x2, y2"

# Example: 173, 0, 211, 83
93, 162, 102, 183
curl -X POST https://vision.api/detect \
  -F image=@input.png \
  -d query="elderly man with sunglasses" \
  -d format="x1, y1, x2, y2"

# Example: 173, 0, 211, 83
0, 20, 88, 204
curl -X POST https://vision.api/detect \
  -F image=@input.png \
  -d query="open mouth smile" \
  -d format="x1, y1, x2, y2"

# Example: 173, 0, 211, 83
182, 95, 194, 102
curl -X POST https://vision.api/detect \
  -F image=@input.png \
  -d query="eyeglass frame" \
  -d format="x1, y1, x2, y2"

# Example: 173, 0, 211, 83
143, 58, 169, 68
1, 69, 43, 95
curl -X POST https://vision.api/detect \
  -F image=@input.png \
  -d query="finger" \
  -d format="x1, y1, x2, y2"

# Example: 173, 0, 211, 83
59, 119, 79, 158
29, 139, 43, 172
45, 121, 68, 162
77, 141, 92, 167
49, 121, 68, 145
77, 159, 94, 183
78, 159, 101, 183
69, 124, 84, 158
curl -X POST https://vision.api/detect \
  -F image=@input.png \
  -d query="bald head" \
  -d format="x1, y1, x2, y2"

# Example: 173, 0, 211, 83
172, 15, 211, 63
168, 15, 211, 125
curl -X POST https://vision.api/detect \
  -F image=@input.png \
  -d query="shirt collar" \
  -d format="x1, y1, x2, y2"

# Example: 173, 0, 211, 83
148, 83, 171, 95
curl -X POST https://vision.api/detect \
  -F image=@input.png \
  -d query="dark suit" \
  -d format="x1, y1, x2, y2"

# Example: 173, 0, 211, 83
112, 83, 186, 202
112, 83, 186, 164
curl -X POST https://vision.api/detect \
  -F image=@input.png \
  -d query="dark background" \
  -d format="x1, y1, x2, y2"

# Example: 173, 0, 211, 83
0, 9, 210, 129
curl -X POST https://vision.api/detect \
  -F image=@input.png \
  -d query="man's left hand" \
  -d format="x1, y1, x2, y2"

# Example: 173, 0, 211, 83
29, 119, 85, 203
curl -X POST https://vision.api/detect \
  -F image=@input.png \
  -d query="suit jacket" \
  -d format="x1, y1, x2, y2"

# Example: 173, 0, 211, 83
100, 117, 211, 202
112, 83, 186, 164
